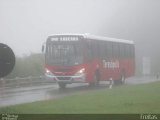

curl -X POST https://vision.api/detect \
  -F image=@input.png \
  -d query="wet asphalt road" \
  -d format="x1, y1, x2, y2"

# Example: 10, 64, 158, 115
0, 76, 159, 107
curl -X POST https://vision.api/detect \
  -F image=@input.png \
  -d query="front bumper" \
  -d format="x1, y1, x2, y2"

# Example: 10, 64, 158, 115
45, 73, 86, 83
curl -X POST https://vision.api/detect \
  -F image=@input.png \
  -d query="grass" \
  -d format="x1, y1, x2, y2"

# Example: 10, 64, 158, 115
0, 81, 160, 114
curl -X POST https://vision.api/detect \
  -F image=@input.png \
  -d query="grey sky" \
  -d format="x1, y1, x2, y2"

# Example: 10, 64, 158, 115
0, 0, 160, 57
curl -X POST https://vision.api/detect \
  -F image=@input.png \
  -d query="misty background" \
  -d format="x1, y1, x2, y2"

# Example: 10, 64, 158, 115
0, 0, 160, 76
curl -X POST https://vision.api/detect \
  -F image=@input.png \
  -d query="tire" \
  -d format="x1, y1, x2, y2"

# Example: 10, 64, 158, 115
58, 83, 66, 89
114, 73, 125, 85
113, 79, 121, 85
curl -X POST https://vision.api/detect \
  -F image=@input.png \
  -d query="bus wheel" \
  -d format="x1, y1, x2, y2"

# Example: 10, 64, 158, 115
113, 80, 121, 85
114, 73, 125, 85
58, 83, 66, 89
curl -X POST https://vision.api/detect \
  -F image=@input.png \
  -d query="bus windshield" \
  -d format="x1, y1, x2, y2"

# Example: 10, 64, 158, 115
46, 42, 83, 66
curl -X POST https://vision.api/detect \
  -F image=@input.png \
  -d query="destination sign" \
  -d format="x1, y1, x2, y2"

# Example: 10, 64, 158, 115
50, 37, 79, 42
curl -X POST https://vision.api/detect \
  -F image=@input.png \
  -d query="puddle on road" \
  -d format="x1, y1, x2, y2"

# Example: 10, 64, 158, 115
0, 77, 159, 107
0, 83, 109, 107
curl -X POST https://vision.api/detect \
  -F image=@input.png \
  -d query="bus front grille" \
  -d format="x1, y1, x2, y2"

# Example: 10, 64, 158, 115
57, 77, 71, 81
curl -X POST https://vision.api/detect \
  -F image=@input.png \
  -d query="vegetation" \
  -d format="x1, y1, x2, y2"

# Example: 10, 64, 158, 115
0, 81, 160, 114
6, 53, 45, 78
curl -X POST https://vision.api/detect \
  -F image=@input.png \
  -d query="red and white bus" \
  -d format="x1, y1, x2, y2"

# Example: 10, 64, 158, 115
42, 34, 135, 88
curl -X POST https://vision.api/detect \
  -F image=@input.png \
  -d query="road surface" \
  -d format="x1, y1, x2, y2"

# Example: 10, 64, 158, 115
0, 76, 159, 107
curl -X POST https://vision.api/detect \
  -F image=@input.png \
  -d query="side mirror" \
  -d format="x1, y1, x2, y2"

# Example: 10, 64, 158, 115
42, 42, 46, 53
0, 43, 15, 78
42, 45, 44, 53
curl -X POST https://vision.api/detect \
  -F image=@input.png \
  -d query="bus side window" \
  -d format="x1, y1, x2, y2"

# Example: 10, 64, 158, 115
128, 44, 131, 58
130, 45, 135, 58
104, 42, 107, 59
112, 42, 119, 58
96, 41, 100, 58
126, 44, 130, 58
99, 42, 105, 59
120, 43, 125, 59
106, 42, 113, 58
86, 40, 93, 60
112, 42, 115, 58
90, 40, 95, 58
91, 40, 98, 58
117, 43, 120, 58
132, 45, 135, 58
124, 44, 127, 58
104, 42, 108, 58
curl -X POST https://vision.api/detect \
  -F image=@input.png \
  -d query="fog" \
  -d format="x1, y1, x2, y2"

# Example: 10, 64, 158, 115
0, 0, 160, 74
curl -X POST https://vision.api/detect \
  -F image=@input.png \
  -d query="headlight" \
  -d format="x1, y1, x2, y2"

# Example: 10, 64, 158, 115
75, 68, 85, 76
45, 68, 53, 75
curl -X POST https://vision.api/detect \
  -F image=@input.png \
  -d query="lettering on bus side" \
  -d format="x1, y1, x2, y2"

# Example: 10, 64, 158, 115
50, 37, 79, 42
103, 60, 119, 69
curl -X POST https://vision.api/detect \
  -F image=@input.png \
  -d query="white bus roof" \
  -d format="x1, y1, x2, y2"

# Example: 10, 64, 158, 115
49, 33, 134, 44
